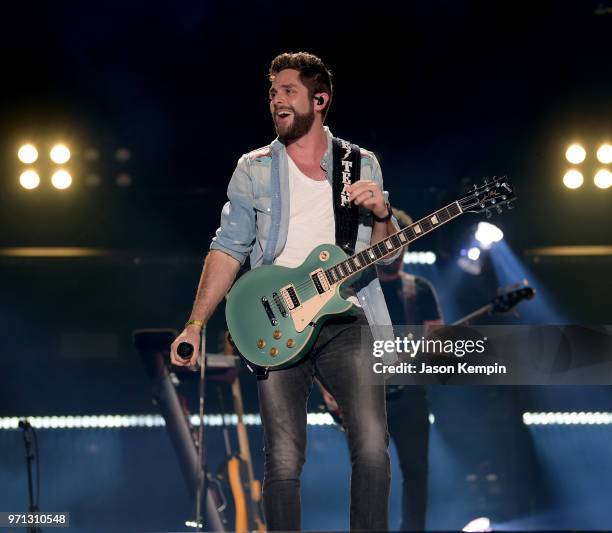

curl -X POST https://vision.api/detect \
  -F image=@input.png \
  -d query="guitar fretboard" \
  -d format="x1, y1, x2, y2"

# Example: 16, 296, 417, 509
323, 201, 463, 285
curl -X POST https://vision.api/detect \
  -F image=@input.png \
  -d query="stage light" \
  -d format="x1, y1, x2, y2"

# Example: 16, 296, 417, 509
594, 169, 612, 189
116, 173, 132, 187
467, 247, 481, 261
85, 173, 101, 187
18, 144, 38, 164
523, 411, 612, 425
596, 143, 612, 164
403, 251, 437, 265
462, 517, 492, 532
115, 147, 131, 162
50, 144, 71, 164
307, 413, 335, 426
51, 170, 72, 189
457, 256, 482, 275
0, 412, 332, 430
562, 169, 583, 189
565, 144, 586, 164
83, 148, 100, 162
19, 170, 41, 190
475, 222, 504, 248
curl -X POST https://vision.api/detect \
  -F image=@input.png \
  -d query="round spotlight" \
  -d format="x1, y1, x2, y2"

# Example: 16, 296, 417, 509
115, 148, 131, 162
19, 170, 40, 190
116, 173, 132, 187
565, 144, 586, 164
594, 169, 612, 189
50, 144, 71, 164
474, 222, 504, 248
51, 170, 72, 190
85, 173, 101, 187
563, 169, 584, 189
83, 148, 100, 162
457, 257, 482, 276
467, 247, 481, 261
596, 144, 612, 164
18, 144, 39, 164
403, 251, 437, 265
423, 251, 436, 265
462, 517, 491, 532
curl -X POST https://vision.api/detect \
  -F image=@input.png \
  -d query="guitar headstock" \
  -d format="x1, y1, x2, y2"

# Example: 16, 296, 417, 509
492, 284, 536, 314
459, 176, 517, 217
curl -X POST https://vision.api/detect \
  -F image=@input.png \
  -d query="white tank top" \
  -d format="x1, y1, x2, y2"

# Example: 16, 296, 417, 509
274, 156, 335, 268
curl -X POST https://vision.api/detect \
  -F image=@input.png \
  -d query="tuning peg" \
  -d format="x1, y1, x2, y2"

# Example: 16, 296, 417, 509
485, 208, 492, 219
496, 205, 503, 214
507, 201, 515, 210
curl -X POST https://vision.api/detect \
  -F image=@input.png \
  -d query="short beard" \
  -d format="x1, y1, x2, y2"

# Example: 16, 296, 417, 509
274, 103, 315, 143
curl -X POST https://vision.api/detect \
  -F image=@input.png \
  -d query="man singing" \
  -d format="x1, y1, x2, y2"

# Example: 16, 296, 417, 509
171, 52, 400, 531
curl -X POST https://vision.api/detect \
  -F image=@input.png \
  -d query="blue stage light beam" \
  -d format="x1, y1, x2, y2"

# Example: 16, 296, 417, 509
488, 241, 572, 324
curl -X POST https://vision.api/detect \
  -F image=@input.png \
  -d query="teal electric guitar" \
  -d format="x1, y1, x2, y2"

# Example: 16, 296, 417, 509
225, 176, 516, 369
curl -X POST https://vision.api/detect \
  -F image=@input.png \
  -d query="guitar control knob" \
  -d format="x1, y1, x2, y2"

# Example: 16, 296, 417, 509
257, 339, 266, 349
286, 339, 295, 348
270, 347, 279, 357
273, 330, 282, 339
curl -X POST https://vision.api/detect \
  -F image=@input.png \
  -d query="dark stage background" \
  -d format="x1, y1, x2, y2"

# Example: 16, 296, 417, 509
1, 1, 611, 531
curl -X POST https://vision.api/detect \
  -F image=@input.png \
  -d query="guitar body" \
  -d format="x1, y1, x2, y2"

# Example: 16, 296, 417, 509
225, 176, 517, 370
226, 244, 354, 369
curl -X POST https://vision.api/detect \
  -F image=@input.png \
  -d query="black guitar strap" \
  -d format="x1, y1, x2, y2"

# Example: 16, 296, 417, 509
332, 137, 361, 255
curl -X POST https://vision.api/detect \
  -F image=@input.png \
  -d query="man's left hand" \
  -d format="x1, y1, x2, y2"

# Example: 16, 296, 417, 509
346, 181, 387, 219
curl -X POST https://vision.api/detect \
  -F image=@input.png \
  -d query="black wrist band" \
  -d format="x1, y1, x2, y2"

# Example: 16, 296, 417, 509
373, 203, 392, 223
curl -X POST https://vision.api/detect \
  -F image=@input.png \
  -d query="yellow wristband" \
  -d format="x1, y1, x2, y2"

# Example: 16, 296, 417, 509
185, 319, 204, 330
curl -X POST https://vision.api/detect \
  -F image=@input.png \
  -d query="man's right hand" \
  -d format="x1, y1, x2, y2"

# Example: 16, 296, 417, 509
170, 326, 202, 367
169, 250, 241, 367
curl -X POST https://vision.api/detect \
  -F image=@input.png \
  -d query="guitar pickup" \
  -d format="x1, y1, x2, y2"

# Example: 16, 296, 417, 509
261, 296, 278, 326
310, 269, 330, 295
273, 292, 287, 317
280, 285, 300, 310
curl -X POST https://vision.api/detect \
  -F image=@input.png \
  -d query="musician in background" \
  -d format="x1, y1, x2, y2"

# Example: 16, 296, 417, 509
382, 208, 442, 532
320, 208, 443, 531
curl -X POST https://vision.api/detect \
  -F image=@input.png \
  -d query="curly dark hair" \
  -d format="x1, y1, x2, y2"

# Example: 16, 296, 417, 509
269, 52, 333, 121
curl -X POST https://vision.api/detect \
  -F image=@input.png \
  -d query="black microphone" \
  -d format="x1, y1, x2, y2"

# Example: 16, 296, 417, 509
177, 342, 194, 360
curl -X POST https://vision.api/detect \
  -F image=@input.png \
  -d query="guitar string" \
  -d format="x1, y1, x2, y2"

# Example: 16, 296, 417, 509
291, 199, 464, 291
289, 183, 511, 293
291, 199, 468, 292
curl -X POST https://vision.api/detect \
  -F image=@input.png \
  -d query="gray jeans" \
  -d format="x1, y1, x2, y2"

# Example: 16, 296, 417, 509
257, 311, 390, 531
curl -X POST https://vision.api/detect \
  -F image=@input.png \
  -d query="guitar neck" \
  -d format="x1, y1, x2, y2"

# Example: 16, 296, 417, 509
451, 303, 494, 326
324, 201, 464, 284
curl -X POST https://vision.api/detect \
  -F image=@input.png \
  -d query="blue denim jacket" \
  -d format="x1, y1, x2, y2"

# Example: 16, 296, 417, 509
210, 127, 399, 362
